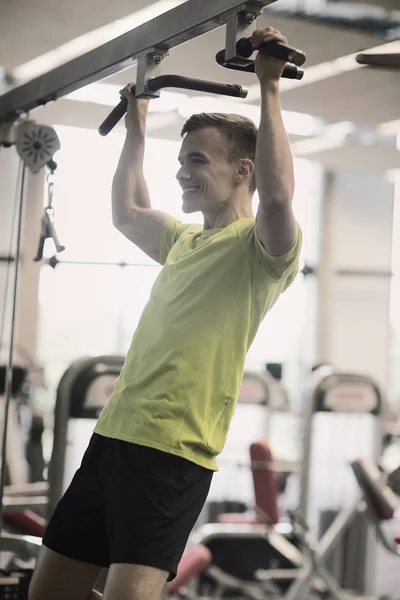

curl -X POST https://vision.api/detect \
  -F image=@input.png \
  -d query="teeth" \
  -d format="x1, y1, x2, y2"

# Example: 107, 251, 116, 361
184, 187, 199, 192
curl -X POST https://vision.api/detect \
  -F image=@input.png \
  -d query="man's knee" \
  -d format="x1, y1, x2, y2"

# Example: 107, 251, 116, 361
103, 564, 168, 600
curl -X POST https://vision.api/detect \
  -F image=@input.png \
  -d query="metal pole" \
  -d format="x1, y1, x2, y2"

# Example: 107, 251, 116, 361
298, 366, 335, 523
0, 162, 27, 538
315, 170, 335, 365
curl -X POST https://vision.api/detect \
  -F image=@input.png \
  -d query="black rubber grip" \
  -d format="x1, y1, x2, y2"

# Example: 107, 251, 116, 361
147, 75, 247, 97
99, 97, 128, 136
99, 75, 248, 136
236, 37, 306, 67
356, 52, 400, 69
215, 50, 304, 80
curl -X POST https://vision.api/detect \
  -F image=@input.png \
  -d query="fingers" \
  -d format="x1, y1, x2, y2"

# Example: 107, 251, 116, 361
119, 83, 135, 101
251, 26, 288, 50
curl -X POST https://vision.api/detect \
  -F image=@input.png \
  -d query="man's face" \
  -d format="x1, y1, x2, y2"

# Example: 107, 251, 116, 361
176, 127, 237, 214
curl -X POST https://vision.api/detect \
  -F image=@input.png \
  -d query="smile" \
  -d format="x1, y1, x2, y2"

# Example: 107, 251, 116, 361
182, 186, 200, 193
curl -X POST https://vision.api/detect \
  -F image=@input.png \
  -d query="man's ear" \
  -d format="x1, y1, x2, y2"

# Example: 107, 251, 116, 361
235, 159, 254, 184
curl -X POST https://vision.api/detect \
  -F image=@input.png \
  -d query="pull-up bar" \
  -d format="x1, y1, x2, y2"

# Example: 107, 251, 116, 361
98, 76, 247, 136
0, 0, 274, 122
99, 33, 305, 136
0, 0, 306, 126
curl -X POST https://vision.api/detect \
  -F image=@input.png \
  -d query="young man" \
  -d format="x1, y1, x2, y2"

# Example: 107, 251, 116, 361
29, 26, 302, 600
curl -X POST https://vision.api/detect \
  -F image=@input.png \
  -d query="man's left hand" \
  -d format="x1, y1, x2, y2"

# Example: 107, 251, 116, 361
252, 26, 288, 84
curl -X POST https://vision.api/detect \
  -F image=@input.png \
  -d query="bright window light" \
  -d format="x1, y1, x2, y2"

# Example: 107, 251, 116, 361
379, 120, 400, 136
290, 121, 355, 155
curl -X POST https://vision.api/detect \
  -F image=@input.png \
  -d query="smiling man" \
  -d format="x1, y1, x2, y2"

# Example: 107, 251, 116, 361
29, 26, 302, 600
178, 114, 256, 225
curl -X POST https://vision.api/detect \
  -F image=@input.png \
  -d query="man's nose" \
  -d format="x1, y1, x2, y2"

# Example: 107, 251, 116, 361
176, 165, 191, 181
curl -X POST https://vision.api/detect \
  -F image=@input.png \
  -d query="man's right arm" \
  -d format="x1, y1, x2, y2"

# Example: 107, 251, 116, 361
112, 84, 171, 263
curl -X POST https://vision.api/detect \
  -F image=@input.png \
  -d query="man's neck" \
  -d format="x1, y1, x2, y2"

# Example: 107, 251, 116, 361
203, 204, 254, 230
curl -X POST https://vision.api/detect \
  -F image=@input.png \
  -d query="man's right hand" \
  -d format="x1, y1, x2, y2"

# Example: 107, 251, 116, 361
119, 83, 150, 133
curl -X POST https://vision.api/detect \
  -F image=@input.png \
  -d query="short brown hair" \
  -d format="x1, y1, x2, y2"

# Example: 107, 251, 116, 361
181, 113, 257, 192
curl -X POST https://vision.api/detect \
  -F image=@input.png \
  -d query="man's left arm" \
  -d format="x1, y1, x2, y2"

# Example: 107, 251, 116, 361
253, 27, 298, 257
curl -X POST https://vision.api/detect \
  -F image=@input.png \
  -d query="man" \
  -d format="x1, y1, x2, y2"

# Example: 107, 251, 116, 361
29, 25, 302, 600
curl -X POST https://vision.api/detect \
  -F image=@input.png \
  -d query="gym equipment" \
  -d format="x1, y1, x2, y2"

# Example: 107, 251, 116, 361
0, 366, 47, 539
99, 11, 306, 136
0, 0, 292, 122
33, 159, 65, 262
0, 121, 60, 594
217, 440, 281, 526
0, 366, 30, 487
15, 123, 60, 174
99, 76, 248, 136
99, 42, 304, 135
192, 440, 299, 597
191, 440, 325, 599
298, 366, 384, 596
191, 367, 389, 599
351, 460, 400, 555
47, 355, 125, 516
0, 0, 307, 127
356, 52, 400, 70
0, 365, 46, 489
216, 33, 305, 69
0, 357, 48, 539
0, 125, 60, 529
0, 359, 48, 541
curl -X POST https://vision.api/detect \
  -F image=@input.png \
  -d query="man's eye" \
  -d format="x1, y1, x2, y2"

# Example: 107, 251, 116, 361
192, 158, 203, 164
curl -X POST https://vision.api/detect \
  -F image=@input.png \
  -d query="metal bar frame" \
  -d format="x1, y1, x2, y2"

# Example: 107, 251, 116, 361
0, 0, 272, 122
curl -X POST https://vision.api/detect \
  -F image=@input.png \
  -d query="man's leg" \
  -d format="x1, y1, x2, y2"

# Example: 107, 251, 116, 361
102, 441, 213, 600
28, 546, 102, 600
103, 564, 168, 600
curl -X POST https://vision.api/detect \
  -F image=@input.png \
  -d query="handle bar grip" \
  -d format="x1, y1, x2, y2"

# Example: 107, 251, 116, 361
146, 74, 247, 97
215, 50, 304, 80
99, 97, 128, 137
99, 75, 248, 136
236, 37, 306, 67
356, 52, 400, 69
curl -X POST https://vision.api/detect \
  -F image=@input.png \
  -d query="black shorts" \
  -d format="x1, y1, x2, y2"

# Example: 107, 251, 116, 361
43, 433, 213, 580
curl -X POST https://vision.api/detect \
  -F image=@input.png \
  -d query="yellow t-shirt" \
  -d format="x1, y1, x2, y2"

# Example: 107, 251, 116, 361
94, 217, 302, 470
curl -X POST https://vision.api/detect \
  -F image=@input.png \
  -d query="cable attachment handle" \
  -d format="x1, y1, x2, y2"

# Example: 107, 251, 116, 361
33, 159, 66, 262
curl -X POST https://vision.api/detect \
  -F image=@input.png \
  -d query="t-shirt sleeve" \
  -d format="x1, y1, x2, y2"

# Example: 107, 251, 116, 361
237, 219, 302, 282
159, 216, 194, 265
